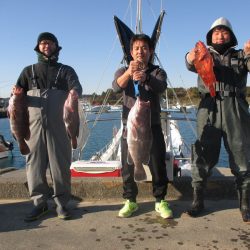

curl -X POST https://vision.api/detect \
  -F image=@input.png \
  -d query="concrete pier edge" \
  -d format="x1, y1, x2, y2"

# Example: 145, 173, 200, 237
0, 167, 237, 200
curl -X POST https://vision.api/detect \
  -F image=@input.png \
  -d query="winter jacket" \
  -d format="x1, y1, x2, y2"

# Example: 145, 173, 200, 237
186, 48, 250, 97
16, 60, 82, 97
112, 64, 167, 125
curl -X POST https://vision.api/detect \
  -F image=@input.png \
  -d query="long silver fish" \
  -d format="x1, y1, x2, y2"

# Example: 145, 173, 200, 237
127, 97, 152, 182
63, 89, 80, 149
8, 86, 30, 155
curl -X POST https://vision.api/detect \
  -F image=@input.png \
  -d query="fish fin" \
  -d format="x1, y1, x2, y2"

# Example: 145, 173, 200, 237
131, 127, 138, 140
134, 167, 147, 182
24, 130, 31, 141
142, 155, 150, 165
127, 151, 134, 165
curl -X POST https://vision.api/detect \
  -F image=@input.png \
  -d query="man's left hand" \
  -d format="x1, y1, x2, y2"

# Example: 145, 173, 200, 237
243, 40, 250, 56
132, 70, 146, 83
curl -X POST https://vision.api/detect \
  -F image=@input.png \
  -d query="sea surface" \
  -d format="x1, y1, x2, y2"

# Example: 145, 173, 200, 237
0, 109, 228, 169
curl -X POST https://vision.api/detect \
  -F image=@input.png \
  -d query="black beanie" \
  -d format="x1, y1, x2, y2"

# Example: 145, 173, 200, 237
34, 32, 60, 51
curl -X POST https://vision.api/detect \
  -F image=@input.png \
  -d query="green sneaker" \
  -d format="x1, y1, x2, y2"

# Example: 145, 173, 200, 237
118, 200, 138, 218
155, 200, 173, 219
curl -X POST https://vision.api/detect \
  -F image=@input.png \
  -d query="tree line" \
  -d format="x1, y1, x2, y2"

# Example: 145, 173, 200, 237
82, 86, 250, 106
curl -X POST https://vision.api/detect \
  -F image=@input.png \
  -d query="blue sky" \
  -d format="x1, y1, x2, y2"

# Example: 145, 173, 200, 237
0, 0, 249, 97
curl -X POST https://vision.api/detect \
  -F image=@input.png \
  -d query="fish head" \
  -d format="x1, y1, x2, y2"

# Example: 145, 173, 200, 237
136, 98, 150, 110
12, 86, 24, 96
134, 98, 151, 124
194, 41, 208, 61
69, 89, 79, 99
64, 89, 79, 111
9, 86, 25, 112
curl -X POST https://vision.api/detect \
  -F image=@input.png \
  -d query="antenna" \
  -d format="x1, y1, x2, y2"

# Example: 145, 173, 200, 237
136, 0, 142, 34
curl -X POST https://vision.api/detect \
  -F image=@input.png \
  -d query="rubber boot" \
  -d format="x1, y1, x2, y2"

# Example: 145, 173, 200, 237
186, 188, 205, 217
238, 188, 250, 223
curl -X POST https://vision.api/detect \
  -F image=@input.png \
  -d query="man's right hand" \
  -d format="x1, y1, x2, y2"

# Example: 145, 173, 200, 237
186, 48, 196, 64
127, 60, 143, 77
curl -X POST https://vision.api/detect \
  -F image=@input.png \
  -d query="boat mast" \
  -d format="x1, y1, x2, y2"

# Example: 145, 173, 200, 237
136, 0, 142, 34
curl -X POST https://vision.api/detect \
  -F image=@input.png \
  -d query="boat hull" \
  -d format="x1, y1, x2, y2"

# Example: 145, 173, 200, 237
0, 151, 9, 159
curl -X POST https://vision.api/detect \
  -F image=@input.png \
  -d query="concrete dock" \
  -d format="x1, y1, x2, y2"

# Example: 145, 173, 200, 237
0, 167, 249, 250
0, 167, 238, 200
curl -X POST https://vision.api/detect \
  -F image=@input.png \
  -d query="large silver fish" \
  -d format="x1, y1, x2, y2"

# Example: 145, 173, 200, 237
127, 97, 152, 182
63, 89, 80, 149
8, 86, 30, 155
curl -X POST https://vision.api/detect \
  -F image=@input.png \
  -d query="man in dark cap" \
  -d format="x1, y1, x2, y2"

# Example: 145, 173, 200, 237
15, 32, 82, 221
185, 17, 250, 223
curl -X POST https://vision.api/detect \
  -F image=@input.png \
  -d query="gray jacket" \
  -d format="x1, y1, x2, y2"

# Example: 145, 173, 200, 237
112, 64, 167, 125
185, 48, 250, 97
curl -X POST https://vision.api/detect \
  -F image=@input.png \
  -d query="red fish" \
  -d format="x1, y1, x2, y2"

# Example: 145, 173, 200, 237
194, 41, 216, 97
8, 86, 30, 155
63, 90, 80, 149
127, 97, 152, 182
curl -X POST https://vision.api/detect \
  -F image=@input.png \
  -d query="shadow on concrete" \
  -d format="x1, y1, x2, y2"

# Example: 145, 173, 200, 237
169, 175, 237, 201
0, 199, 84, 233
0, 200, 46, 233
0, 198, 239, 233
74, 199, 239, 220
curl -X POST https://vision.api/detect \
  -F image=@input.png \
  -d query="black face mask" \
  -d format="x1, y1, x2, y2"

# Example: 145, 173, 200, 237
37, 47, 61, 63
211, 42, 232, 55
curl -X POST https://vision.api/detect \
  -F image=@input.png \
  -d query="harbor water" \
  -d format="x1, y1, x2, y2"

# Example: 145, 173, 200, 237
0, 109, 228, 169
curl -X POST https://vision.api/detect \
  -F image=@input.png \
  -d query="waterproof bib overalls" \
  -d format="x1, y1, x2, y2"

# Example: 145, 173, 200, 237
25, 65, 71, 208
192, 93, 250, 189
191, 49, 250, 191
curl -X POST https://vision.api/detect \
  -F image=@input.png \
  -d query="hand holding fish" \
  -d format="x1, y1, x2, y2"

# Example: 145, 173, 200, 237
186, 48, 196, 64
117, 60, 146, 88
243, 40, 250, 56
129, 60, 146, 83
132, 69, 146, 83
127, 60, 140, 77
128, 60, 144, 76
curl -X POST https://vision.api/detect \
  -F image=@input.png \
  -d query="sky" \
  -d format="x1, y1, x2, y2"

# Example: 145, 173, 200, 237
0, 0, 250, 98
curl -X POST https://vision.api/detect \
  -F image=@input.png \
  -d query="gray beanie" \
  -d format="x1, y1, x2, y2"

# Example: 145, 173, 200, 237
206, 17, 237, 46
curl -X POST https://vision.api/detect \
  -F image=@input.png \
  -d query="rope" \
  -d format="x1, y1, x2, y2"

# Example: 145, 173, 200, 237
91, 0, 133, 105
91, 88, 112, 129
154, 54, 197, 139
179, 74, 197, 111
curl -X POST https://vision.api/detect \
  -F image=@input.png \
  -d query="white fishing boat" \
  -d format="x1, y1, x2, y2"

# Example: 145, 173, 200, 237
70, 0, 195, 181
90, 105, 111, 113
108, 105, 122, 112
0, 149, 9, 159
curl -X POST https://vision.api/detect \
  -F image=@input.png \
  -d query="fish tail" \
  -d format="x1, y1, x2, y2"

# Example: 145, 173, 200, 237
134, 166, 147, 182
127, 152, 134, 165
19, 141, 30, 155
24, 130, 31, 141
71, 138, 78, 149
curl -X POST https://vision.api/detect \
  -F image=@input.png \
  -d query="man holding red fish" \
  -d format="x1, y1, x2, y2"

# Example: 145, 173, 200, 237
113, 34, 173, 219
185, 17, 250, 223
15, 32, 82, 221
